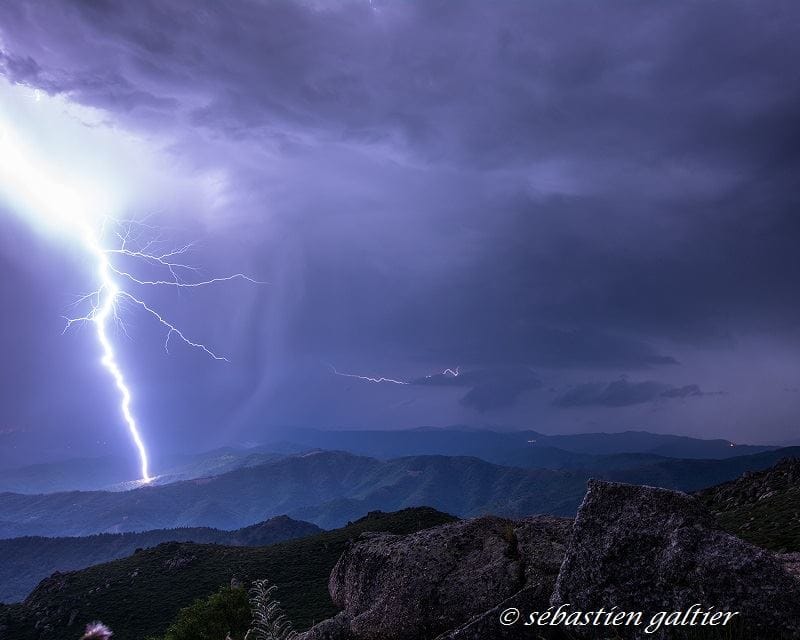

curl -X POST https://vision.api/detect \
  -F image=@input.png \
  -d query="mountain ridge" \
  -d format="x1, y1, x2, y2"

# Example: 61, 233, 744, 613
0, 428, 773, 495
2, 447, 799, 537
0, 507, 456, 640
0, 515, 322, 604
0, 451, 585, 535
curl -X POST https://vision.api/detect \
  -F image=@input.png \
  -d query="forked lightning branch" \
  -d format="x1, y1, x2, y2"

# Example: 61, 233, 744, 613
62, 218, 259, 483
0, 120, 258, 484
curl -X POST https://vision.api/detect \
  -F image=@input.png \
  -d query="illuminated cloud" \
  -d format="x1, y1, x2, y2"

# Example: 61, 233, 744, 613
0, 0, 799, 461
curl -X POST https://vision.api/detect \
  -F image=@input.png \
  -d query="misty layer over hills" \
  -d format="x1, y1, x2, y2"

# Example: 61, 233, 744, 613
0, 427, 772, 494
0, 429, 792, 538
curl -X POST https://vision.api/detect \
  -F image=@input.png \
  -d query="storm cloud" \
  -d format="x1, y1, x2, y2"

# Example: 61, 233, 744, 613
1, 0, 800, 465
554, 379, 711, 408
410, 366, 542, 412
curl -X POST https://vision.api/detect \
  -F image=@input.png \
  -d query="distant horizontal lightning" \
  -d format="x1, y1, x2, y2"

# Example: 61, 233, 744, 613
328, 364, 409, 385
428, 367, 460, 378
329, 364, 461, 385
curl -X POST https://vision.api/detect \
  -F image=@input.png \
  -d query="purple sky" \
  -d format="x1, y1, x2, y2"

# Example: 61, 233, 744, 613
1, 1, 799, 468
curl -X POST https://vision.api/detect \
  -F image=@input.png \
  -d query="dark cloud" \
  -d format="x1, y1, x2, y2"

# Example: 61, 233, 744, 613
2, 1, 798, 357
410, 366, 542, 412
660, 384, 704, 399
0, 52, 43, 86
1, 0, 800, 460
555, 379, 712, 408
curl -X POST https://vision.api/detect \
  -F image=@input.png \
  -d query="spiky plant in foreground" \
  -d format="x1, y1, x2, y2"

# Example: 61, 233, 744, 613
244, 580, 298, 640
81, 621, 113, 639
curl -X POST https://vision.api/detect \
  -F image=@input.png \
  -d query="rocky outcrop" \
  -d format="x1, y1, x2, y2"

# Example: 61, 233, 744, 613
303, 473, 800, 640
301, 515, 571, 640
552, 479, 800, 639
781, 551, 800, 578
299, 612, 355, 640
431, 584, 549, 640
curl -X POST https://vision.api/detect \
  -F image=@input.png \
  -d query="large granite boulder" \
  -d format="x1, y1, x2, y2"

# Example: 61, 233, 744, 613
300, 515, 571, 640
551, 479, 800, 639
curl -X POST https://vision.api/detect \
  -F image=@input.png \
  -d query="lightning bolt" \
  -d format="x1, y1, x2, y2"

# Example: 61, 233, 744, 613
328, 364, 408, 385
59, 219, 261, 483
329, 364, 460, 385
81, 227, 151, 481
428, 367, 460, 378
0, 119, 260, 484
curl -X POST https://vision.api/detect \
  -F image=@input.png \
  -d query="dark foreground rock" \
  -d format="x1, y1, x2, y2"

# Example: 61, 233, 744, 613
432, 583, 554, 640
300, 515, 572, 640
552, 479, 800, 639
302, 475, 800, 640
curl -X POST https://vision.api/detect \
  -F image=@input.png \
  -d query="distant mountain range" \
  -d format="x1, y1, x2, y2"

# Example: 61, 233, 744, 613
265, 426, 774, 463
2, 446, 798, 538
0, 427, 773, 495
0, 451, 587, 536
0, 515, 321, 604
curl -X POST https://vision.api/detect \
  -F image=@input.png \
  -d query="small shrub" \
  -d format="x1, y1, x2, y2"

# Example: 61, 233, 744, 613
159, 586, 251, 640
